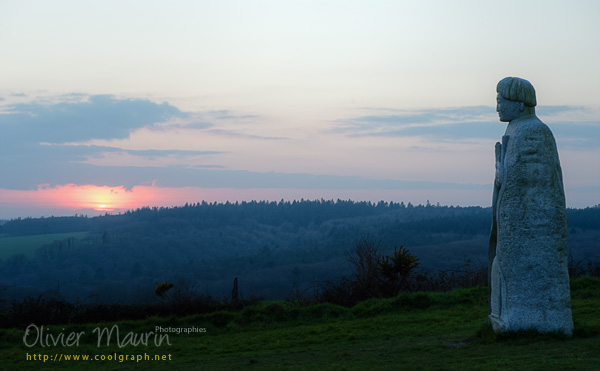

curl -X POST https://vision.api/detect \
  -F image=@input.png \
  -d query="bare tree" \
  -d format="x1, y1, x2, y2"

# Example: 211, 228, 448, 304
348, 237, 384, 299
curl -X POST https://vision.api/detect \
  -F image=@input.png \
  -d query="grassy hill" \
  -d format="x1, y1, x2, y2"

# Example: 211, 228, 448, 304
1, 277, 598, 370
0, 232, 90, 259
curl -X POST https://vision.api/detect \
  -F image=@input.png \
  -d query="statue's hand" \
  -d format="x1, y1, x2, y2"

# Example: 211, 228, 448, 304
494, 142, 503, 188
495, 162, 504, 187
495, 142, 502, 163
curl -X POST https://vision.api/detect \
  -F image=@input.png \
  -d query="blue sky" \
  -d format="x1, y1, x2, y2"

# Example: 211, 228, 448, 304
0, 0, 598, 217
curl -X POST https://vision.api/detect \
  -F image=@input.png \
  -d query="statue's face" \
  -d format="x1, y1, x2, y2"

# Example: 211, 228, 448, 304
496, 93, 523, 122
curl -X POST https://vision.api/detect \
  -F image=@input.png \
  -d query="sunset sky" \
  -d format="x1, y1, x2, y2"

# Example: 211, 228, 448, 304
1, 0, 599, 218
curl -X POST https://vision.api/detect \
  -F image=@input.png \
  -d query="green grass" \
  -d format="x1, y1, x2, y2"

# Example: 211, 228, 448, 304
1, 277, 599, 370
0, 232, 89, 259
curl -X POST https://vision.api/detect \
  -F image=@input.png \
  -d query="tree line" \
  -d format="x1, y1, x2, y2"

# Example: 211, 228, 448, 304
0, 201, 598, 304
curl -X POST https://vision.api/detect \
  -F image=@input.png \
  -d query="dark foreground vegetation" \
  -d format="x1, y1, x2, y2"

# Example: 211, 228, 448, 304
1, 231, 598, 329
1, 276, 599, 370
0, 201, 598, 305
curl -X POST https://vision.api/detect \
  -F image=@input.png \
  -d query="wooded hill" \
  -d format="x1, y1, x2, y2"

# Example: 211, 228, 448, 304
1, 201, 598, 303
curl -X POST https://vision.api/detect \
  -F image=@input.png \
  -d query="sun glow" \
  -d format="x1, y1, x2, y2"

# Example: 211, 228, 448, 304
0, 184, 217, 217
3, 184, 147, 213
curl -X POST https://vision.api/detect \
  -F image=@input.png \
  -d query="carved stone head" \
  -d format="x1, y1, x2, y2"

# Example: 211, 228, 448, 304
496, 77, 537, 122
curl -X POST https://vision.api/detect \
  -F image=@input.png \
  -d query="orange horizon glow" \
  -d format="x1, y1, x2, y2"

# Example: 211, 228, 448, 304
0, 183, 594, 219
0, 184, 231, 216
0, 184, 173, 213
0, 184, 247, 214
0, 183, 497, 219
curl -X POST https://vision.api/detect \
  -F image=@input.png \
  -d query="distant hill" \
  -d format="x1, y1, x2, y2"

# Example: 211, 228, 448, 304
0, 201, 598, 303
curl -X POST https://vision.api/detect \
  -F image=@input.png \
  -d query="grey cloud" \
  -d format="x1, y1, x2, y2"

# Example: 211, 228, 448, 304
191, 109, 258, 120
0, 93, 294, 192
117, 148, 222, 157
344, 121, 501, 140
181, 121, 213, 129
536, 106, 584, 115
203, 109, 259, 121
0, 159, 489, 192
206, 129, 289, 140
549, 122, 600, 149
0, 142, 227, 190
0, 94, 187, 143
336, 106, 598, 149
163, 110, 259, 130
0, 95, 226, 190
336, 106, 495, 135
53, 145, 223, 157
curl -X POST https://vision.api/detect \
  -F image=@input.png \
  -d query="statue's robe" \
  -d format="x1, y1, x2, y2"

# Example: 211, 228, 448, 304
489, 115, 573, 334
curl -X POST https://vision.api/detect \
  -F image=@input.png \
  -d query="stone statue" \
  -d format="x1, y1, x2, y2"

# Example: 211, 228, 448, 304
488, 77, 573, 335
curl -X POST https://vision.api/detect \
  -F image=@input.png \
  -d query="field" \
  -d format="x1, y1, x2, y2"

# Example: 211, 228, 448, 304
0, 232, 89, 259
1, 277, 598, 370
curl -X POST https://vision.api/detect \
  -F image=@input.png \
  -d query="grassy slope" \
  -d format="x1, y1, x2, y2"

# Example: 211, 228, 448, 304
1, 277, 599, 370
0, 232, 89, 259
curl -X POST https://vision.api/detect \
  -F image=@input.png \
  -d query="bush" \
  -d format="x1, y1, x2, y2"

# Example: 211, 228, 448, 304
314, 238, 423, 307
